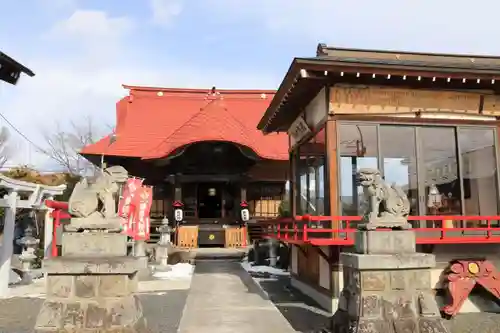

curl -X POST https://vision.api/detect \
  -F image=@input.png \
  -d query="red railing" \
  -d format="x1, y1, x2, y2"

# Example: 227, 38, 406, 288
257, 215, 500, 245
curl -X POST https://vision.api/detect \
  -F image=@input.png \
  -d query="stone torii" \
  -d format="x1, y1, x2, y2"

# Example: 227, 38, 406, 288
0, 174, 65, 297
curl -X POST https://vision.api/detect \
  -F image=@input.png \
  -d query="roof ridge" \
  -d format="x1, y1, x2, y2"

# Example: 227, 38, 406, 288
123, 85, 277, 94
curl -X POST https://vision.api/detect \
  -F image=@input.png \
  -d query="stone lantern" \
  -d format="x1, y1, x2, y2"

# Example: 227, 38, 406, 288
16, 224, 40, 283
155, 216, 172, 267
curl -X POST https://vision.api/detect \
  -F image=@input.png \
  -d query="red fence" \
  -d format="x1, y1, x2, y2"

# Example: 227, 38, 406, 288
257, 215, 500, 245
45, 200, 70, 257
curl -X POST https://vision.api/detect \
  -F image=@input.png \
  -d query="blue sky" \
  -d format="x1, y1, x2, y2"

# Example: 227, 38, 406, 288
1, 0, 500, 169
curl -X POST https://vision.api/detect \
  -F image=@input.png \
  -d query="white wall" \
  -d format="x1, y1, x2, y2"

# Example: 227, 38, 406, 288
318, 246, 330, 290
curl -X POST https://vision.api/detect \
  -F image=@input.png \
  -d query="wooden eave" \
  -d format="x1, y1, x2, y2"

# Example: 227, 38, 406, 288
0, 52, 35, 85
258, 47, 500, 133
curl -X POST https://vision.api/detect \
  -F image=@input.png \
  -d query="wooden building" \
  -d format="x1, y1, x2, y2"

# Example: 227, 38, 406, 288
258, 44, 500, 312
0, 51, 34, 85
81, 86, 288, 247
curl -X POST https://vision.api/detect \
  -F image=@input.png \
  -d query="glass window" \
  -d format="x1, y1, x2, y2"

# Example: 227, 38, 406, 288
295, 127, 326, 215
459, 128, 499, 223
379, 126, 419, 215
339, 124, 378, 216
420, 127, 461, 217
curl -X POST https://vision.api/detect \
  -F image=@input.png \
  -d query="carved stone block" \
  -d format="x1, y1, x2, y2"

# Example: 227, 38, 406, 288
357, 318, 389, 333
361, 295, 382, 318
419, 318, 449, 333
61, 303, 85, 329
411, 270, 431, 290
47, 275, 73, 298
393, 318, 417, 332
361, 271, 386, 291
355, 230, 416, 255
62, 232, 127, 257
98, 275, 129, 297
74, 276, 97, 298
390, 271, 407, 290
85, 303, 107, 329
35, 301, 64, 329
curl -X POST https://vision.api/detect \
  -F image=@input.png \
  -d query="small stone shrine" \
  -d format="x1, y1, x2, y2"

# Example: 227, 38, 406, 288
330, 168, 449, 333
34, 166, 147, 332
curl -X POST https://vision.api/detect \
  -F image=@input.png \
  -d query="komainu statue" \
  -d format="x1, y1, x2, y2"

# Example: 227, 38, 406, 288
67, 165, 128, 231
357, 168, 412, 230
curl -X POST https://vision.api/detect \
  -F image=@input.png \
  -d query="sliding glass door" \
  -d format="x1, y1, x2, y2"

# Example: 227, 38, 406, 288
338, 123, 499, 221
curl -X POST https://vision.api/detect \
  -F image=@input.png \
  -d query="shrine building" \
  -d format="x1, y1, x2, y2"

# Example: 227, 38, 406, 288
81, 86, 288, 248
258, 44, 500, 314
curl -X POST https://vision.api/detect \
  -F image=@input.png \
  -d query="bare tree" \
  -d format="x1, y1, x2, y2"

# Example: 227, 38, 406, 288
40, 116, 111, 175
0, 127, 13, 168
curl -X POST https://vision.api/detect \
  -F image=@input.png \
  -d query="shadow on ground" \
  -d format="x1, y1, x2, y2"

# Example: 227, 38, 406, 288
0, 289, 189, 333
248, 271, 331, 333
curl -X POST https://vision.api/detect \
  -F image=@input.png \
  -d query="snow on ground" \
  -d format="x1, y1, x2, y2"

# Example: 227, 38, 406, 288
152, 263, 194, 280
241, 261, 290, 277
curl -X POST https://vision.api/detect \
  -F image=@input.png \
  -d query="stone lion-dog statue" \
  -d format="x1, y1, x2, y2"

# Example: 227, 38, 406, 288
356, 168, 412, 230
67, 165, 129, 231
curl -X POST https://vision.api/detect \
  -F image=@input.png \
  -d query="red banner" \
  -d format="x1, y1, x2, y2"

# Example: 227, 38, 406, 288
131, 185, 153, 240
118, 178, 143, 236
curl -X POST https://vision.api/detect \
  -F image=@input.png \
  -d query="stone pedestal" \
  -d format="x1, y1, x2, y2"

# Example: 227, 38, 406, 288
34, 232, 147, 332
331, 230, 450, 333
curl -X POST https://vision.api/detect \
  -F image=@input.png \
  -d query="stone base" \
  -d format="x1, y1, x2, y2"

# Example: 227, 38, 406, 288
354, 230, 416, 254
332, 251, 450, 333
35, 256, 147, 332
62, 232, 127, 257
65, 217, 122, 232
331, 308, 448, 333
35, 294, 147, 332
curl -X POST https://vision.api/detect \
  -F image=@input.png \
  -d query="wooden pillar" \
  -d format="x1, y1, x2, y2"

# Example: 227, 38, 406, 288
174, 175, 182, 201
326, 119, 339, 225
240, 182, 247, 202
326, 118, 343, 308
291, 151, 298, 216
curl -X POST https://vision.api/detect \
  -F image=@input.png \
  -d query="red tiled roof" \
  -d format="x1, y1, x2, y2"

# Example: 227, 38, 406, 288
81, 86, 288, 160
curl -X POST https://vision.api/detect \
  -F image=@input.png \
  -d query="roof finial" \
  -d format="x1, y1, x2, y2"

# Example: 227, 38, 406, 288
205, 86, 222, 100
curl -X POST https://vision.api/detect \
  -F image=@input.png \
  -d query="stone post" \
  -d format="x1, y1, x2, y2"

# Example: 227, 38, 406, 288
43, 196, 54, 258
0, 191, 18, 297
330, 230, 450, 333
268, 238, 277, 267
134, 240, 150, 279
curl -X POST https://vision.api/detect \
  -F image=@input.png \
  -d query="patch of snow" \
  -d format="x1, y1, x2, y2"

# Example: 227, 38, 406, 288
241, 261, 289, 277
152, 263, 194, 280
8, 269, 22, 285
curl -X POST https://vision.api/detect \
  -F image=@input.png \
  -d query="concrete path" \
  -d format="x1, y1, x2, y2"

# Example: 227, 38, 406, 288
177, 261, 297, 333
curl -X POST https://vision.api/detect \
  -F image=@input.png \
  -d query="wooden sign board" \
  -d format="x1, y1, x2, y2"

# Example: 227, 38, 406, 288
288, 116, 312, 148
483, 95, 500, 115
329, 86, 500, 116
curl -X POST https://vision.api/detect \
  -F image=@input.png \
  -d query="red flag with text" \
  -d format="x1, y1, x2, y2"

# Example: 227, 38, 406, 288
118, 178, 143, 236
131, 185, 153, 240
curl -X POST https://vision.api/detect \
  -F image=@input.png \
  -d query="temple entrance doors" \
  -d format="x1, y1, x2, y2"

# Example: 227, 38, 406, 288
197, 183, 223, 219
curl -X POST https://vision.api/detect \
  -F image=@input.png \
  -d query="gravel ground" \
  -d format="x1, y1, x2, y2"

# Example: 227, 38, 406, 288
0, 290, 189, 333
446, 313, 500, 333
